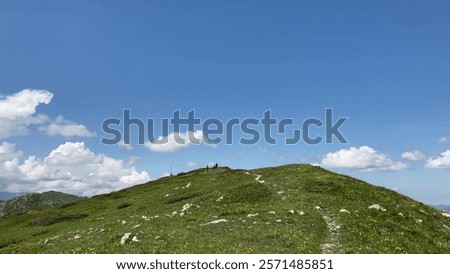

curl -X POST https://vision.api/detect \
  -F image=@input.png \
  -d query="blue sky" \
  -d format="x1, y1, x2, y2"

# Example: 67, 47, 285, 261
1, 1, 450, 204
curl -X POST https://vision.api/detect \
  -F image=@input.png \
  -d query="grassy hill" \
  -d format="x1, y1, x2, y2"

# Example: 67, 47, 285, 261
0, 191, 80, 219
0, 164, 449, 254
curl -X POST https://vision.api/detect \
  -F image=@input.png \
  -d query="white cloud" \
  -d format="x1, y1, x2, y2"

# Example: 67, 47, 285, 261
0, 142, 150, 196
119, 170, 150, 185
0, 89, 53, 119
321, 146, 407, 171
145, 130, 212, 153
425, 150, 450, 169
0, 142, 23, 161
40, 115, 95, 137
0, 89, 53, 138
0, 114, 50, 138
186, 161, 198, 167
438, 137, 450, 144
0, 90, 93, 139
258, 148, 268, 154
159, 172, 172, 178
401, 150, 425, 161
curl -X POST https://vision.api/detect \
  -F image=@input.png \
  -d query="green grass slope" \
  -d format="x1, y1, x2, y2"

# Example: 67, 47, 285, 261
0, 164, 449, 254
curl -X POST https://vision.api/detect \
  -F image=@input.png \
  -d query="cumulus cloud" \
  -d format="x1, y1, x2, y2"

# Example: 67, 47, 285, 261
40, 116, 95, 137
321, 146, 407, 171
0, 142, 150, 196
0, 89, 53, 119
0, 89, 93, 139
0, 114, 50, 138
0, 89, 53, 138
401, 151, 425, 161
159, 172, 172, 178
0, 142, 23, 161
425, 151, 450, 169
145, 130, 212, 152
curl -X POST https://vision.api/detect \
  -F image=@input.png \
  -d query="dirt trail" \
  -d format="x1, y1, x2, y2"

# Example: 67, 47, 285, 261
320, 214, 340, 254
244, 171, 265, 183
254, 175, 265, 183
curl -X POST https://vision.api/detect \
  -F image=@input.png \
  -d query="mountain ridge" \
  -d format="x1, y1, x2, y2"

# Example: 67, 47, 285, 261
0, 192, 28, 201
0, 191, 80, 219
435, 205, 450, 212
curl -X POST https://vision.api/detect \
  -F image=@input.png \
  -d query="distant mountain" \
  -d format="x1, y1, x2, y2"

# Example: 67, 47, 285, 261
0, 164, 449, 254
0, 192, 28, 201
0, 191, 80, 218
435, 205, 450, 212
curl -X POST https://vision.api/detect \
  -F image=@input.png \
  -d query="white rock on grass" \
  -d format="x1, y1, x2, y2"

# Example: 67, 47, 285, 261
132, 236, 140, 242
216, 196, 224, 202
120, 233, 132, 245
368, 204, 386, 212
314, 206, 322, 211
247, 213, 259, 218
442, 212, 450, 218
398, 212, 405, 217
288, 210, 295, 214
201, 219, 228, 226
268, 211, 276, 215
298, 211, 305, 216
186, 183, 192, 188
44, 235, 61, 245
142, 216, 152, 221
340, 209, 350, 214
182, 204, 192, 212
121, 220, 127, 225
